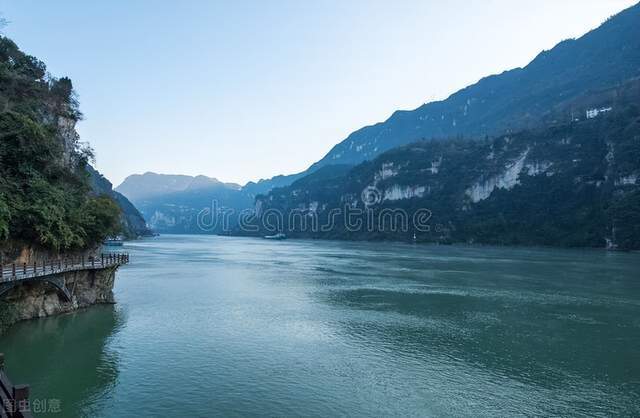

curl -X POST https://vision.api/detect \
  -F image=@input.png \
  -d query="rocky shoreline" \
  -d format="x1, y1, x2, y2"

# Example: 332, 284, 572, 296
0, 265, 119, 335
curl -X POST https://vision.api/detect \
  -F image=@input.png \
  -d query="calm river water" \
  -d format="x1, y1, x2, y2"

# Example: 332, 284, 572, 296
1, 235, 639, 417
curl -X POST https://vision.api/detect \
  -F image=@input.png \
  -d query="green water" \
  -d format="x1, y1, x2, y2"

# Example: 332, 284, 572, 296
1, 235, 639, 417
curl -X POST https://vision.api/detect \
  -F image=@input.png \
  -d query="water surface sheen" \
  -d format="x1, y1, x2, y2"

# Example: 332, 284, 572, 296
2, 235, 640, 417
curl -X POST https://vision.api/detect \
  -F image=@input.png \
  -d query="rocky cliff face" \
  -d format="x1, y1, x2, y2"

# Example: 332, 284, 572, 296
0, 266, 118, 334
56, 115, 82, 167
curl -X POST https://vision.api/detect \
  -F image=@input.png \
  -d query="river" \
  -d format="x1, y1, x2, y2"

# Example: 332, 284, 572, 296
1, 235, 639, 417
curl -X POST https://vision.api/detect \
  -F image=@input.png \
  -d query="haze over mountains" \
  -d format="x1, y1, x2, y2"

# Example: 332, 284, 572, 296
118, 2, 640, 245
116, 173, 249, 233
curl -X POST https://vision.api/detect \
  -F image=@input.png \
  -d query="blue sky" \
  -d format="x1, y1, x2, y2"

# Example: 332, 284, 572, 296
1, 0, 636, 186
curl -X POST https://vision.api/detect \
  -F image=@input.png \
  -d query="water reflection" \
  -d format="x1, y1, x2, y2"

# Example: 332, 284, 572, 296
0, 305, 124, 417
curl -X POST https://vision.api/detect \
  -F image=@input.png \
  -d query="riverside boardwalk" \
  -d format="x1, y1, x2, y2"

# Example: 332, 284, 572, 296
0, 253, 129, 416
0, 253, 129, 300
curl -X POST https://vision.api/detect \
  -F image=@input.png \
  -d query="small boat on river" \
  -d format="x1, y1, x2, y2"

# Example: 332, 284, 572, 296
264, 233, 287, 240
103, 236, 124, 246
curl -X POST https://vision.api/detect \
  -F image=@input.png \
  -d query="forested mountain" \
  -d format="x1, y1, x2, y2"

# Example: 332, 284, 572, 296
253, 81, 640, 249
0, 35, 123, 257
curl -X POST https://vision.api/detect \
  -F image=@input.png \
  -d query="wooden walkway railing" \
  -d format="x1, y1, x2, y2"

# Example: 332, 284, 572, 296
0, 354, 33, 418
0, 253, 129, 284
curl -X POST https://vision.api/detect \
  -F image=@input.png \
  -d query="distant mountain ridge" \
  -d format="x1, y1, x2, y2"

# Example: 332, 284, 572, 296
308, 2, 640, 170
116, 172, 241, 203
120, 2, 640, 200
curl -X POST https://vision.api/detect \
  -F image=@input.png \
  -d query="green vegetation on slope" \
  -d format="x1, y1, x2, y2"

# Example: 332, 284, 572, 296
0, 36, 121, 252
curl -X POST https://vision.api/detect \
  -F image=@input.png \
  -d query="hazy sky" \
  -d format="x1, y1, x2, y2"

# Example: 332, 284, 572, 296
1, 0, 636, 186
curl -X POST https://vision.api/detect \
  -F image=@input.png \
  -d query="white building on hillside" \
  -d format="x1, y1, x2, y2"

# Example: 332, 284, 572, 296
586, 107, 613, 119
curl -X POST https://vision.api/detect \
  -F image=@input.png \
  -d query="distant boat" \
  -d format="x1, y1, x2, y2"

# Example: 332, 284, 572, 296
264, 233, 286, 240
104, 236, 124, 246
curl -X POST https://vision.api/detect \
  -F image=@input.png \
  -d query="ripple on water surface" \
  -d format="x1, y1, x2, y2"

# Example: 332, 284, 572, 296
1, 235, 639, 417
